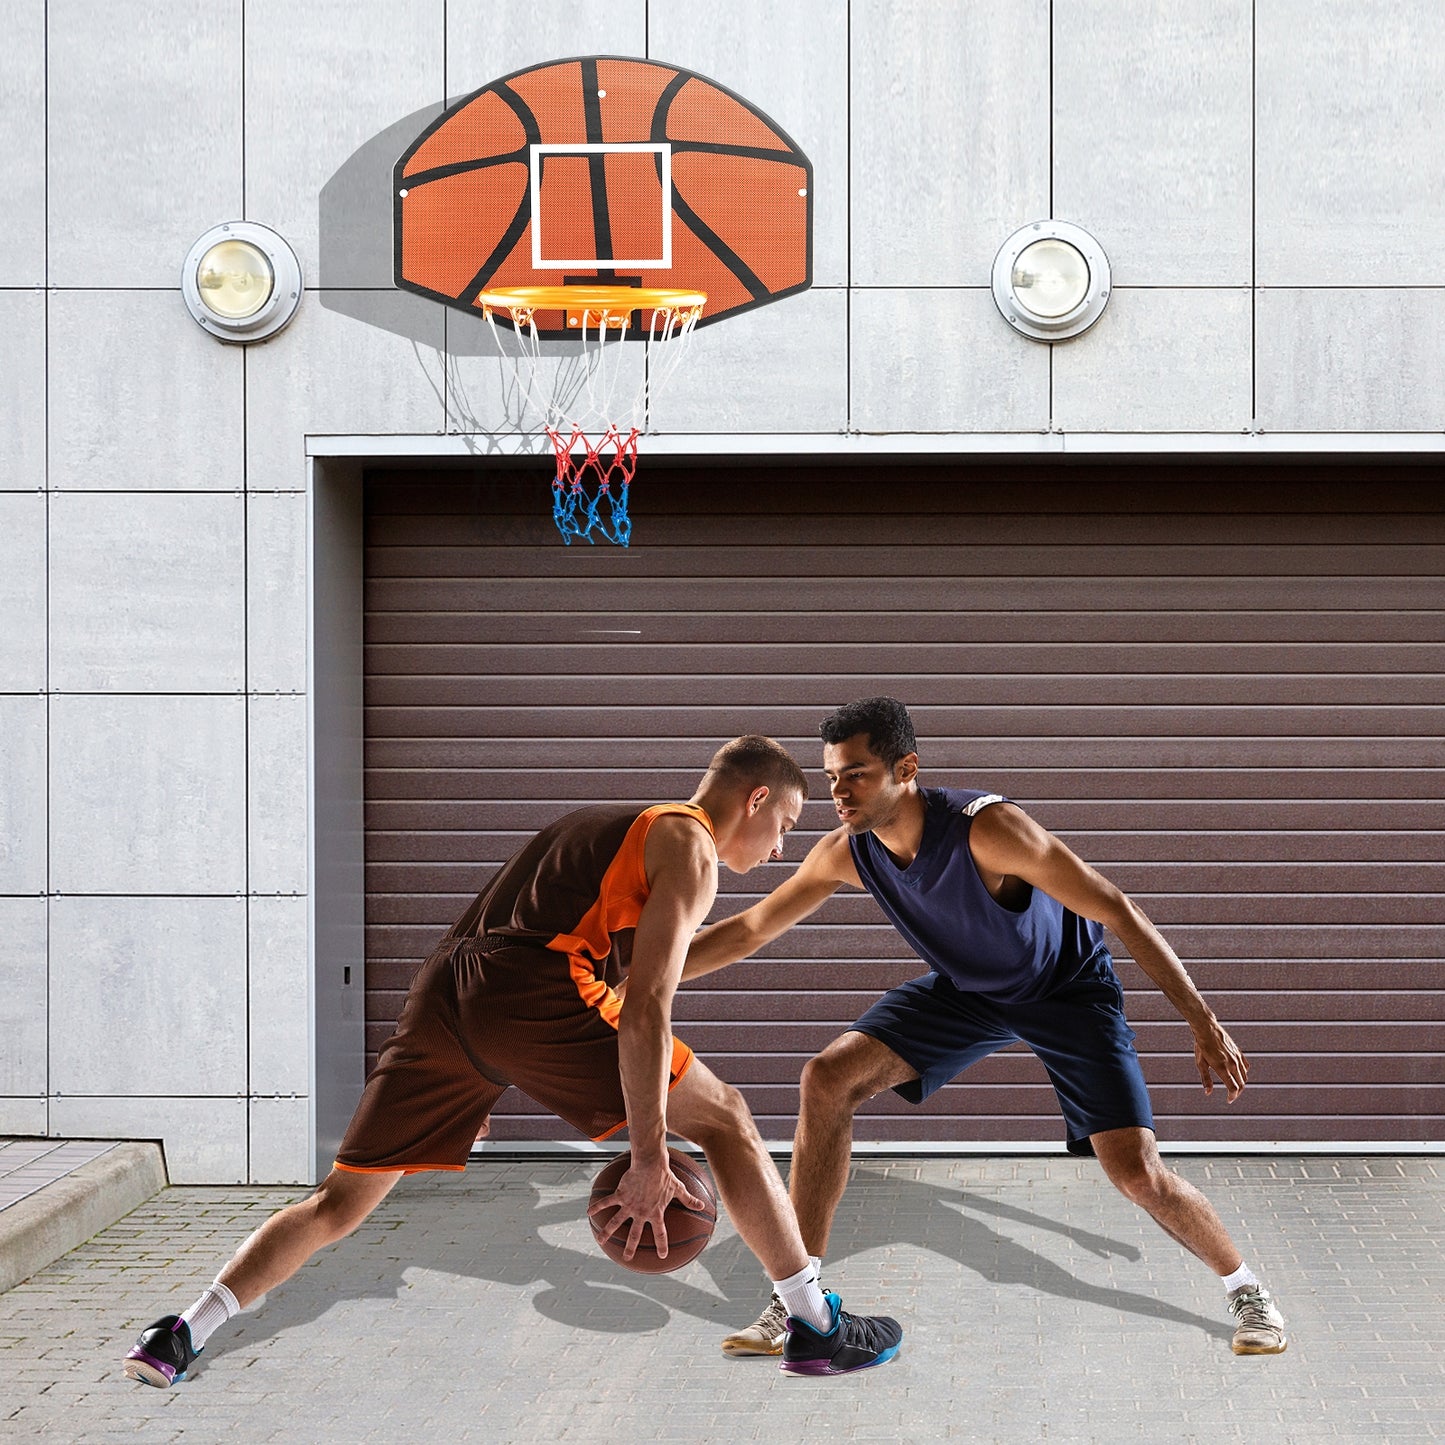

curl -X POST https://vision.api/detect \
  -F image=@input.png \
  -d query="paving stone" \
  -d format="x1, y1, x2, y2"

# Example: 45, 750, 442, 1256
0, 1158, 1442, 1441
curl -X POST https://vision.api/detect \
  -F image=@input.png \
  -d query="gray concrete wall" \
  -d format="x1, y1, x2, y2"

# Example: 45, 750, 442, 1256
1, 0, 1441, 1182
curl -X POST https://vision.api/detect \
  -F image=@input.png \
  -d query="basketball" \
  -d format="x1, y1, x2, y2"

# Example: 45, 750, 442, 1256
395, 55, 812, 337
588, 1148, 718, 1274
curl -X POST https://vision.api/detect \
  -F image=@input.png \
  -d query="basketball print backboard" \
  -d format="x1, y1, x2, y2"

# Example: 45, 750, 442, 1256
394, 55, 813, 338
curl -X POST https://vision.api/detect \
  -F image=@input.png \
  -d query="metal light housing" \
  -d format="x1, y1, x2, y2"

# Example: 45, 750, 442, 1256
992, 220, 1111, 342
182, 221, 302, 343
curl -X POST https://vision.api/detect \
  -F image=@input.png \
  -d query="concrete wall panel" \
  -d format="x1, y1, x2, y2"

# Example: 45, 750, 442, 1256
447, 2, 646, 94
0, 492, 46, 692
1257, 1, 1445, 285
0, 697, 45, 895
47, 291, 244, 492
1053, 0, 1252, 286
649, 288, 847, 433
1052, 289, 1252, 432
0, 1, 46, 285
850, 288, 1050, 432
11, 1, 1445, 1181
49, 493, 245, 692
0, 290, 45, 491
50, 1096, 248, 1184
245, 294, 445, 488
247, 490, 309, 694
1256, 289, 1445, 432
47, 0, 242, 288
249, 896, 309, 1096
248, 1095, 312, 1185
49, 897, 247, 1096
0, 1099, 47, 1135
249, 695, 309, 895
248, 0, 443, 288
650, 0, 847, 287
852, 0, 1049, 286
49, 696, 247, 894
0, 898, 47, 1097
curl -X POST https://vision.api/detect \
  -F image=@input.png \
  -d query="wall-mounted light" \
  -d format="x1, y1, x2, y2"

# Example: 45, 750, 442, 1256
182, 221, 302, 343
992, 220, 1110, 342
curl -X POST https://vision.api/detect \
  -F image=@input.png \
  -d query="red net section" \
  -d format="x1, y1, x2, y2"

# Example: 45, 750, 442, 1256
547, 425, 639, 547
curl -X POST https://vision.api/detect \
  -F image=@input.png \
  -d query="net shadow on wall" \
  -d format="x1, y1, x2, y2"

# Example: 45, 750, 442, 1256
319, 102, 544, 451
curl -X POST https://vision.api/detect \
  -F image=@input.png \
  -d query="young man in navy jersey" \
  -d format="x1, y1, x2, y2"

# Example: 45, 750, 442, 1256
684, 697, 1286, 1360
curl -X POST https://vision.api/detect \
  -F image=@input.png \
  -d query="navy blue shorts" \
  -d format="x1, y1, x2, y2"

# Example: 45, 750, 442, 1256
851, 954, 1154, 1156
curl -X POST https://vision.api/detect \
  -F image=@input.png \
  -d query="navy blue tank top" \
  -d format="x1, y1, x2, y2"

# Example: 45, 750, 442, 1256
848, 787, 1110, 1003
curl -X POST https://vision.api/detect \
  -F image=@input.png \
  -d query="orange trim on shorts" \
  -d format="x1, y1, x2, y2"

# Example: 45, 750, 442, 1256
333, 1160, 467, 1176
589, 1044, 696, 1142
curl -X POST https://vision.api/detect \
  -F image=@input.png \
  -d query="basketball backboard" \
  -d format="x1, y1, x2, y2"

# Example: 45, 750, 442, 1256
394, 55, 813, 339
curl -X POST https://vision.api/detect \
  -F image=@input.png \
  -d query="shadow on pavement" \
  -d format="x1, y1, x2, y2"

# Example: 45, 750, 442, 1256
830, 1168, 1233, 1343
192, 1159, 1229, 1377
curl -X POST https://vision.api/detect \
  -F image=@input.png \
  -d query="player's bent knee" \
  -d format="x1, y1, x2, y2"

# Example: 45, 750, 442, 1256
679, 1078, 760, 1153
706, 1080, 759, 1142
1107, 1158, 1171, 1209
799, 1052, 872, 1115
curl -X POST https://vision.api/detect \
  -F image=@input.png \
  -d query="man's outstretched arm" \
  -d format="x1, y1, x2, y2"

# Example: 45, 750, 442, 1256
968, 802, 1249, 1102
679, 828, 858, 983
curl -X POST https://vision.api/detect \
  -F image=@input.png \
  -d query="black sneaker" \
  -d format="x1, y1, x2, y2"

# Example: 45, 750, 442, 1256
122, 1314, 200, 1388
780, 1291, 902, 1376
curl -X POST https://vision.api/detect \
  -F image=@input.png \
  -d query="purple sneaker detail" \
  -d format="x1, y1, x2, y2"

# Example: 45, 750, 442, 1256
778, 1291, 903, 1377
778, 1357, 837, 1377
123, 1347, 179, 1385
121, 1314, 199, 1388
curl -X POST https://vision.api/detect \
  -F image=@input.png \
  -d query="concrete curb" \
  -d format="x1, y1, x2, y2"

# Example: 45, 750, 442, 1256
0, 1143, 168, 1293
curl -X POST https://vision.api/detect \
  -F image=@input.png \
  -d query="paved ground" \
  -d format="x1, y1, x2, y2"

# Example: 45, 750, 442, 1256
1, 1155, 1441, 1443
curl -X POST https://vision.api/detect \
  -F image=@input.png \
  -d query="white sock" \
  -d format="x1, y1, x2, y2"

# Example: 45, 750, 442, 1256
180, 1280, 241, 1349
1221, 1262, 1260, 1293
772, 1263, 834, 1333
809, 1254, 823, 1281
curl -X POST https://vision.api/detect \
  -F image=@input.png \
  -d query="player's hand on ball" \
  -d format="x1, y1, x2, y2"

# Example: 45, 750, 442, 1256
587, 1153, 709, 1264
1194, 1020, 1249, 1103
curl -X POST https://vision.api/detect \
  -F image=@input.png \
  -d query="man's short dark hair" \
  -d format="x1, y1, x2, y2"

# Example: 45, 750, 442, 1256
706, 736, 809, 800
818, 696, 918, 767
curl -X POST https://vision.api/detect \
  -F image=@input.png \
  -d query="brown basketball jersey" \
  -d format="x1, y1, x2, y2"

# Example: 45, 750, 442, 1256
443, 801, 716, 985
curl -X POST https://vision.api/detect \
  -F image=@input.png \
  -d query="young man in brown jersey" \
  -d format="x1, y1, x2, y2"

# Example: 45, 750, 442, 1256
123, 736, 902, 1387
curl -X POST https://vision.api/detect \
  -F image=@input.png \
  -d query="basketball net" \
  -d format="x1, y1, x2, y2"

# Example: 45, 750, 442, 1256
479, 288, 705, 546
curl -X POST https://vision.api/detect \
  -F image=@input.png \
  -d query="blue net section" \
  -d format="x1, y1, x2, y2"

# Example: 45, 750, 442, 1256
548, 425, 638, 547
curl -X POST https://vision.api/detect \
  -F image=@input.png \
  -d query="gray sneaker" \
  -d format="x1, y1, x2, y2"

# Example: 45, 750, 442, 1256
1228, 1284, 1287, 1355
722, 1292, 789, 1357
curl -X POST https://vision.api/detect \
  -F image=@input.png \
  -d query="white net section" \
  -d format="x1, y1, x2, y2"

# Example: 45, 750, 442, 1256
480, 291, 704, 546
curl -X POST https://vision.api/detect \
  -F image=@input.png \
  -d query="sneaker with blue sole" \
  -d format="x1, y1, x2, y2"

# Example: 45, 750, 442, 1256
780, 1291, 902, 1376
122, 1314, 201, 1388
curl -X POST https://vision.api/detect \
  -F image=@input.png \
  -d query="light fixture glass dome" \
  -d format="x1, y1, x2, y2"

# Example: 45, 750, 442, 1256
992, 220, 1111, 342
196, 239, 275, 320
1010, 238, 1090, 320
182, 222, 302, 343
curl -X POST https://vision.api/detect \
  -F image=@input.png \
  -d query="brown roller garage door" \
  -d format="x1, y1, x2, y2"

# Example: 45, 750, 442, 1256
363, 457, 1443, 1147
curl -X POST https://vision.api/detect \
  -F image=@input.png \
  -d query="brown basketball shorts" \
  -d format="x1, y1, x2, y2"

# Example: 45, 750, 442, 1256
334, 938, 695, 1173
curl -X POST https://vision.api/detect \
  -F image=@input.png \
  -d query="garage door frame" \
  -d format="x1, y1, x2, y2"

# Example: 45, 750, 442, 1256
308, 435, 1445, 1182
